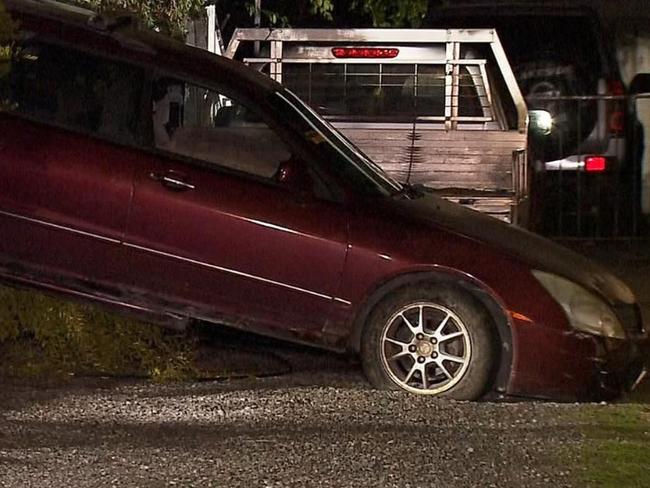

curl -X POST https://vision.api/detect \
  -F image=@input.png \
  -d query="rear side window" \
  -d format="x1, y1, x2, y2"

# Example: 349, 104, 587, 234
0, 37, 143, 144
283, 62, 485, 122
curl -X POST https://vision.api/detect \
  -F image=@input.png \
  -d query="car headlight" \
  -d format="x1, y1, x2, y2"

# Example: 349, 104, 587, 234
532, 270, 626, 339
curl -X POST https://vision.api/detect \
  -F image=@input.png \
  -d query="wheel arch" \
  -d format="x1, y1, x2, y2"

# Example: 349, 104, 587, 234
347, 269, 514, 397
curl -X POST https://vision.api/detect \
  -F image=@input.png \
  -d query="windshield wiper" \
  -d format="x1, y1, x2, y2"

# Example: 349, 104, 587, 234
392, 183, 426, 199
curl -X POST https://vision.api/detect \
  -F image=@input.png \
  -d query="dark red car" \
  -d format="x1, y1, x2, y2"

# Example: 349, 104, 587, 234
0, 0, 647, 400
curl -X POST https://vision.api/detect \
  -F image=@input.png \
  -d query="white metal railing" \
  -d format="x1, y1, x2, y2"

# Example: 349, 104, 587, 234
225, 28, 528, 133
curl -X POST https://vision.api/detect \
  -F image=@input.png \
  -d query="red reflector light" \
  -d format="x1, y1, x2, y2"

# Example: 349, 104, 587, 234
585, 156, 607, 172
607, 80, 625, 135
609, 111, 625, 133
607, 80, 625, 96
331, 47, 399, 59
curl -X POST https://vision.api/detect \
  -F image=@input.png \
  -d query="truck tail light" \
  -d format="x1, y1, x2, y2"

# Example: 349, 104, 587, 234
607, 80, 625, 136
584, 156, 607, 172
331, 47, 399, 59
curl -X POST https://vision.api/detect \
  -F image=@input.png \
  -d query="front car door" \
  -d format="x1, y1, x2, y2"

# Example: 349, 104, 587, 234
123, 76, 350, 340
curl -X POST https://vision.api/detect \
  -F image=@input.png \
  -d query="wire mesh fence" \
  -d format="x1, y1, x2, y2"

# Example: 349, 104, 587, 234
528, 93, 649, 239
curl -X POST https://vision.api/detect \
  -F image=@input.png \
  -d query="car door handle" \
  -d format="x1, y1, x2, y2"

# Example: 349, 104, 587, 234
149, 171, 195, 191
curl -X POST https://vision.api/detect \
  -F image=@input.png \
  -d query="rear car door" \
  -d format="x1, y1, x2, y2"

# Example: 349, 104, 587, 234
123, 77, 349, 336
0, 35, 144, 290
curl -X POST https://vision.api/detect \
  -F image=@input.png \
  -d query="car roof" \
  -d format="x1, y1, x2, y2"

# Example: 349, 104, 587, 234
4, 0, 281, 100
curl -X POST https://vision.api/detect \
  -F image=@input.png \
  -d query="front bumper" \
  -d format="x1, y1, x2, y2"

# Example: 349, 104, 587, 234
593, 334, 649, 400
508, 315, 649, 401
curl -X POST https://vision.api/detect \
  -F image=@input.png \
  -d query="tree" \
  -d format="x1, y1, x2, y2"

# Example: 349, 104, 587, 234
348, 0, 428, 27
69, 1, 334, 38
0, 0, 17, 77
60, 0, 440, 39
232, 0, 432, 29
72, 0, 205, 38
0, 0, 16, 44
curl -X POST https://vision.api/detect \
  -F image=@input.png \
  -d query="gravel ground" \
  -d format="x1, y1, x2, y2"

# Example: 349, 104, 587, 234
0, 369, 581, 488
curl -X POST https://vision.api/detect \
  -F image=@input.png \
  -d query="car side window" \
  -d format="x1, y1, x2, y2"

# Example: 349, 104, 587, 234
0, 37, 143, 145
151, 78, 292, 179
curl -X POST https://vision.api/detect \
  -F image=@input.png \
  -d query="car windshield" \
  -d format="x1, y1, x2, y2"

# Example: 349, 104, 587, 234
270, 89, 403, 197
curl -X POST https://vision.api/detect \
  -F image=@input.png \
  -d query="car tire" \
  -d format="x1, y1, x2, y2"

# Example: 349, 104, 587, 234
360, 284, 497, 400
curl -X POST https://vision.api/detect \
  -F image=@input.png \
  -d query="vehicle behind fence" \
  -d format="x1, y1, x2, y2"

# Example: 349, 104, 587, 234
424, 2, 650, 239
529, 91, 649, 239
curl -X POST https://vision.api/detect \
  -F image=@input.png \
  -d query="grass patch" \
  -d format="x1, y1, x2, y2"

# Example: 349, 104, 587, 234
0, 285, 196, 381
578, 404, 650, 488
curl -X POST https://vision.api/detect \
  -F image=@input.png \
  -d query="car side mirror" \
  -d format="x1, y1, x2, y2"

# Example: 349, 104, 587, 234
275, 157, 314, 202
630, 73, 650, 95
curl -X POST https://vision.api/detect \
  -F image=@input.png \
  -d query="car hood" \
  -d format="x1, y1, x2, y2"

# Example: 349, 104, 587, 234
394, 192, 635, 305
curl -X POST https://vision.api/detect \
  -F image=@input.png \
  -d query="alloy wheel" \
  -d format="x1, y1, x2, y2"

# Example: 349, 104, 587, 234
380, 302, 472, 395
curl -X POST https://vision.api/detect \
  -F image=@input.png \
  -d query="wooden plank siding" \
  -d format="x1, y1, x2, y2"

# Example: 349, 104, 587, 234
337, 126, 527, 192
